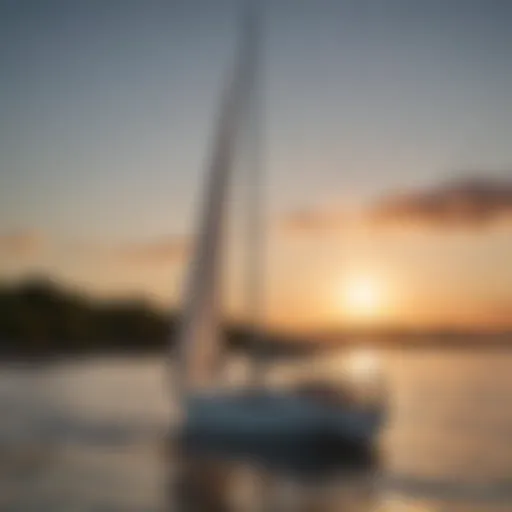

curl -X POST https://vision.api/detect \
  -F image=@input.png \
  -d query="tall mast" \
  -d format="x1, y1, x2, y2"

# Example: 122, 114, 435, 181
174, 1, 260, 397
242, 2, 266, 385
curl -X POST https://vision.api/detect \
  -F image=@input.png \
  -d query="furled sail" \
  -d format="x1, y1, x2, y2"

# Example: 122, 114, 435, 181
174, 5, 260, 398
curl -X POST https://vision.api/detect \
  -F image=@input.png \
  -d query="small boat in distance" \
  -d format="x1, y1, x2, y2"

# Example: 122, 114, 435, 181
172, 1, 386, 476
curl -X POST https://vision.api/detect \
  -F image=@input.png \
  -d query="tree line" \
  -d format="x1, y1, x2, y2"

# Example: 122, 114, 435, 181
0, 278, 177, 358
0, 278, 305, 359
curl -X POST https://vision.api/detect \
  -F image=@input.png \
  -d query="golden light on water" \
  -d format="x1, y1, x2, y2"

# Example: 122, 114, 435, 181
346, 349, 380, 378
320, 348, 381, 386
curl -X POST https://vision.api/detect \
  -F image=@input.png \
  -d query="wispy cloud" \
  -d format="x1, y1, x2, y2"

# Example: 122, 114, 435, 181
0, 232, 190, 266
368, 176, 512, 231
114, 236, 190, 265
280, 207, 346, 234
0, 230, 46, 258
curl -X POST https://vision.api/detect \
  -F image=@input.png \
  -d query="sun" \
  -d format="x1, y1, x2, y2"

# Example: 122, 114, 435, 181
340, 276, 383, 320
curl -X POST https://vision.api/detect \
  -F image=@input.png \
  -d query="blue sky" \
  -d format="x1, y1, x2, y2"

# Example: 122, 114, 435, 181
1, 0, 512, 328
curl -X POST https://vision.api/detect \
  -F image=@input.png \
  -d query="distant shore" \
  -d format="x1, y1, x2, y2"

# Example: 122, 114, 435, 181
0, 277, 510, 361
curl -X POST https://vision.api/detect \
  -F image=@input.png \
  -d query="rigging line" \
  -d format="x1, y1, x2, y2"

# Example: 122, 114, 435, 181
241, 0, 267, 386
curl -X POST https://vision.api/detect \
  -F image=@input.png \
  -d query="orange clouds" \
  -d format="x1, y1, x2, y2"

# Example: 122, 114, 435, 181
282, 176, 512, 235
368, 177, 512, 231
0, 230, 190, 267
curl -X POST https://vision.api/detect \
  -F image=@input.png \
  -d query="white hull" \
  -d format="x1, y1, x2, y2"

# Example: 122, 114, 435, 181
185, 391, 382, 441
180, 391, 384, 472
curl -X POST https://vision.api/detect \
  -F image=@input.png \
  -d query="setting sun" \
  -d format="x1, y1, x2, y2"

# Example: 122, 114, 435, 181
340, 276, 383, 321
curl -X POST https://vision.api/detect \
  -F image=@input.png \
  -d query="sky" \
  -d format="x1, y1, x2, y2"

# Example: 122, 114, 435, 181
1, 0, 512, 330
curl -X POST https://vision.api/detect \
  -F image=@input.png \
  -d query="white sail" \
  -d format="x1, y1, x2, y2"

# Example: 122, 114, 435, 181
174, 5, 260, 397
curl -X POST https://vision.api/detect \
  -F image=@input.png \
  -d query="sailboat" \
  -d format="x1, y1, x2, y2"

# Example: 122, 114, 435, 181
173, 2, 385, 475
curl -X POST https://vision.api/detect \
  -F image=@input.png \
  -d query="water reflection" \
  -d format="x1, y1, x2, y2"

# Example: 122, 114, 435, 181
167, 450, 382, 511
1, 350, 512, 511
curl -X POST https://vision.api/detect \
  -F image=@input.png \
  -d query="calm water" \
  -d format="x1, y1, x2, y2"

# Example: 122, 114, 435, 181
0, 347, 511, 511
